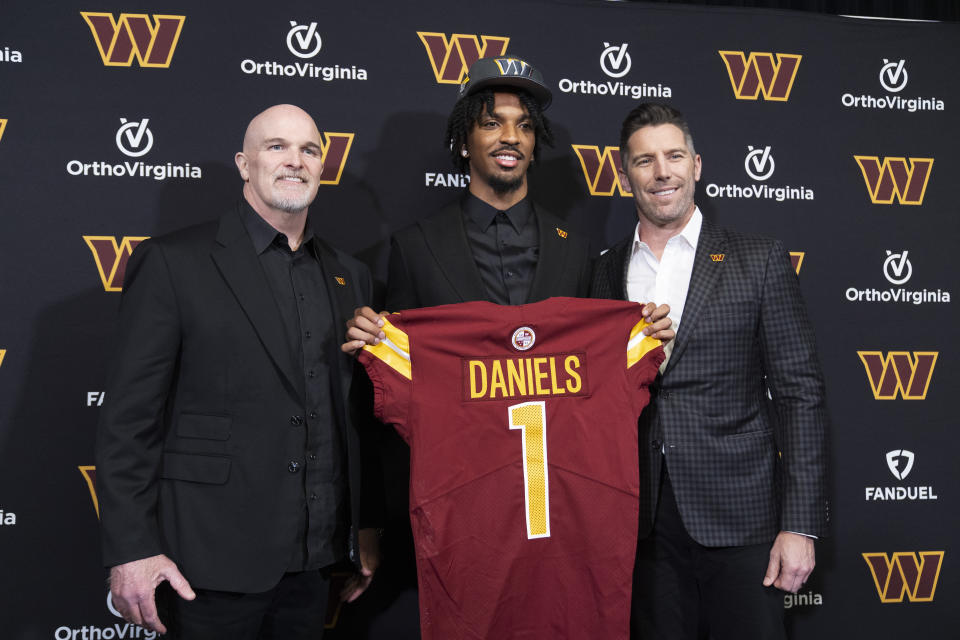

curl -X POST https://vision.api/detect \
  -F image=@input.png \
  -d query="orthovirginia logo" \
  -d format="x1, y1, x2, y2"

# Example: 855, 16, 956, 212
417, 32, 509, 84
865, 449, 938, 501
84, 236, 148, 292
1, 46, 22, 63
571, 145, 631, 197
783, 590, 822, 609
706, 145, 814, 202
559, 42, 672, 100
80, 12, 184, 68
719, 51, 801, 101
241, 20, 367, 81
842, 59, 945, 112
67, 118, 202, 181
845, 250, 950, 305
854, 156, 933, 205
863, 552, 943, 603
857, 351, 937, 400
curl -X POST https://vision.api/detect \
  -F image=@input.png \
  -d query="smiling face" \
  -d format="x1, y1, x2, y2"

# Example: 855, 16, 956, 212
619, 123, 702, 230
235, 104, 324, 217
465, 91, 535, 197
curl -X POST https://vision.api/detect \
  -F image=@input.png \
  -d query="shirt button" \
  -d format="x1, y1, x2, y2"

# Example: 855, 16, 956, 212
290, 415, 304, 426
304, 331, 312, 339
651, 440, 661, 450
299, 294, 306, 301
506, 271, 514, 277
288, 461, 301, 473
307, 370, 316, 378
309, 453, 317, 461
310, 493, 319, 501
309, 411, 319, 419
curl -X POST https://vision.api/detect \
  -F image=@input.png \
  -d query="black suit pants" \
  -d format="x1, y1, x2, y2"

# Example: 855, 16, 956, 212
157, 569, 331, 640
631, 466, 786, 640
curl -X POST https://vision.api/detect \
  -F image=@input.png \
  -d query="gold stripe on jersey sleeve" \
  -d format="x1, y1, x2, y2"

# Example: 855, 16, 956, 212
364, 316, 412, 380
627, 320, 661, 368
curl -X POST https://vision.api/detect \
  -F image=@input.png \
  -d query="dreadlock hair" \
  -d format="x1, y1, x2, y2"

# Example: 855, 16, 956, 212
445, 87, 554, 173
619, 103, 696, 170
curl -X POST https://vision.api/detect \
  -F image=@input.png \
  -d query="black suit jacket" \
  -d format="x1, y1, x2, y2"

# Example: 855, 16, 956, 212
385, 201, 593, 310
96, 203, 377, 592
592, 219, 829, 546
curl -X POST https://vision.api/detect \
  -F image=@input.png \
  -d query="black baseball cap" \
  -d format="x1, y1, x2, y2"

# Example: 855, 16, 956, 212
457, 55, 552, 110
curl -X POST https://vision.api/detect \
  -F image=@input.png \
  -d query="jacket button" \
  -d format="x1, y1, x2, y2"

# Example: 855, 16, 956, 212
290, 415, 303, 426
651, 440, 661, 450
288, 461, 301, 473
309, 411, 318, 419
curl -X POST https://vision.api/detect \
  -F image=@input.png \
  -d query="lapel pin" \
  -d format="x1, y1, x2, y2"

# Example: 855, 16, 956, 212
710, 254, 725, 262
556, 227, 568, 239
334, 276, 346, 286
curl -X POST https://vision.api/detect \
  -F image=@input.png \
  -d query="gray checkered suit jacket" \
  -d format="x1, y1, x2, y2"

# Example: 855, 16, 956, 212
591, 219, 829, 546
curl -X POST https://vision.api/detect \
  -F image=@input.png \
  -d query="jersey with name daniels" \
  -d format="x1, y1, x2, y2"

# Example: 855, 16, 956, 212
359, 297, 664, 640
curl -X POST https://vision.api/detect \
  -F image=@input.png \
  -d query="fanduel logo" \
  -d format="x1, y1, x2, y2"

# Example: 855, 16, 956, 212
865, 449, 938, 501
80, 12, 185, 68
67, 118, 202, 181
425, 172, 470, 188
857, 351, 937, 400
559, 42, 672, 100
719, 51, 801, 101
286, 21, 322, 58
845, 250, 949, 305
241, 21, 367, 81
417, 32, 509, 84
706, 145, 814, 202
855, 156, 933, 205
863, 552, 943, 603
83, 236, 148, 292
571, 145, 631, 197
116, 118, 153, 157
842, 59, 945, 112
0, 46, 22, 63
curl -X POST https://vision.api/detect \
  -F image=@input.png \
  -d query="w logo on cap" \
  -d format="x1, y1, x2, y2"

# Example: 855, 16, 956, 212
494, 57, 531, 77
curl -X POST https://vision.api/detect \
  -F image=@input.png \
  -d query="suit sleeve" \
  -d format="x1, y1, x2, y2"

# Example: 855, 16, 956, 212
757, 240, 829, 538
95, 239, 181, 567
385, 234, 418, 312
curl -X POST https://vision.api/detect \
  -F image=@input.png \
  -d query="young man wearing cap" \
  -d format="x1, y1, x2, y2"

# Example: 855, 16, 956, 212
342, 57, 673, 638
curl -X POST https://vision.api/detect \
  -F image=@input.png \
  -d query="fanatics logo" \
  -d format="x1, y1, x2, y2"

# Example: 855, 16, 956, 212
511, 327, 536, 351
80, 12, 185, 68
857, 351, 937, 400
571, 145, 631, 197
789, 252, 804, 274
854, 156, 933, 205
416, 32, 509, 84
79, 465, 99, 518
862, 551, 943, 603
286, 21, 322, 58
83, 235, 148, 292
718, 51, 801, 101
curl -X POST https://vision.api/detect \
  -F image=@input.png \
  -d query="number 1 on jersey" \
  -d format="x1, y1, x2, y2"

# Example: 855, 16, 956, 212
509, 401, 550, 539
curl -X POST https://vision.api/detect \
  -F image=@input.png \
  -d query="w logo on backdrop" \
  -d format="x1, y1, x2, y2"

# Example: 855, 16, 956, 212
83, 236, 148, 292
857, 351, 938, 400
571, 145, 631, 197
79, 466, 99, 518
318, 132, 354, 184
718, 51, 801, 101
0, 119, 6, 142
862, 552, 943, 603
80, 12, 185, 68
789, 252, 804, 274
854, 156, 933, 205
416, 32, 509, 84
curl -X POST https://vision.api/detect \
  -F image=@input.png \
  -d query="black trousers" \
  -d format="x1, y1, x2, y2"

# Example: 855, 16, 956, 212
157, 569, 331, 640
631, 469, 786, 640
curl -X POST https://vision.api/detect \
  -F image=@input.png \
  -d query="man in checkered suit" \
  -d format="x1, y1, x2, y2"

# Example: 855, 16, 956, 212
591, 103, 828, 640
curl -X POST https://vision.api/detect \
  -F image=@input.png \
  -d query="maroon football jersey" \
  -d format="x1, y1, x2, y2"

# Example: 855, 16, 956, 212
358, 297, 664, 639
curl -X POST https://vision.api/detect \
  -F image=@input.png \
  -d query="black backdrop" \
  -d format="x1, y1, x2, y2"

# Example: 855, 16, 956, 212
1, 1, 957, 638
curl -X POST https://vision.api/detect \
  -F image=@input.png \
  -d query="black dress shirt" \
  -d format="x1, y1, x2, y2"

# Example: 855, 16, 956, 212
240, 201, 348, 570
461, 191, 539, 305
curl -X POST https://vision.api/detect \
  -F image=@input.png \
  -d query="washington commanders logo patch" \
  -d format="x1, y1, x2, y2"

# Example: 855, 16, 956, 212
511, 327, 536, 351
556, 228, 568, 239
710, 254, 725, 262
334, 276, 345, 286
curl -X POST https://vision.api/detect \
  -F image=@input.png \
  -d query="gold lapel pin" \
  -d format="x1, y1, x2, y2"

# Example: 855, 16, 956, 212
334, 276, 346, 286
556, 227, 568, 239
710, 254, 725, 262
